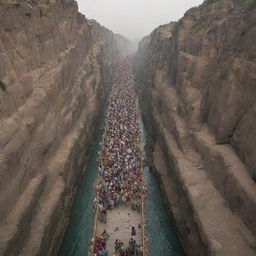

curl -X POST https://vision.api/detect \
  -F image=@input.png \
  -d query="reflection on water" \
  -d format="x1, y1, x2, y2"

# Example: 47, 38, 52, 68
144, 167, 185, 256
139, 117, 185, 256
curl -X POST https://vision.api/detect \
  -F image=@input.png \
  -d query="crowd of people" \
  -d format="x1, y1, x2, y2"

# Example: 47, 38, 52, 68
114, 236, 142, 256
92, 231, 109, 256
92, 58, 145, 256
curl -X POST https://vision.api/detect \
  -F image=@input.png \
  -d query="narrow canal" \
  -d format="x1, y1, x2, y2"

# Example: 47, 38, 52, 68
139, 118, 185, 256
58, 60, 185, 256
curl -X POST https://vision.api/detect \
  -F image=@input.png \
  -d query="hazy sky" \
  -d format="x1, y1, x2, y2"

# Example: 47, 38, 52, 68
76, 0, 203, 41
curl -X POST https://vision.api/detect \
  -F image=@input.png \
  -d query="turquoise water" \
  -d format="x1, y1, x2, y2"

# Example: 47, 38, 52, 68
58, 117, 185, 256
139, 118, 185, 256
143, 167, 185, 256
58, 127, 104, 256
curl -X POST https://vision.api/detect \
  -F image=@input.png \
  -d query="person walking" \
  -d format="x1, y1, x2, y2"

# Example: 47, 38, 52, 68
131, 226, 136, 237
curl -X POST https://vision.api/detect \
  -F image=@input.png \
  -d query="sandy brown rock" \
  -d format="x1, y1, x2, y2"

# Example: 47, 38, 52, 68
0, 0, 119, 255
135, 0, 256, 255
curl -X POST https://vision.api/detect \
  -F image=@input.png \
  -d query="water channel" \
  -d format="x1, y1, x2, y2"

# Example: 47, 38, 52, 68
58, 62, 185, 255
58, 114, 184, 256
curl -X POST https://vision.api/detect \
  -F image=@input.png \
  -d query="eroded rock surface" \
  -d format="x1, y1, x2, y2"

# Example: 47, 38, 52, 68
0, 0, 120, 255
134, 0, 256, 255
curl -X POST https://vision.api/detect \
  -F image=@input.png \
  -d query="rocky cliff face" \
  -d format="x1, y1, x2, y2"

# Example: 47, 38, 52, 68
135, 0, 256, 255
0, 0, 118, 255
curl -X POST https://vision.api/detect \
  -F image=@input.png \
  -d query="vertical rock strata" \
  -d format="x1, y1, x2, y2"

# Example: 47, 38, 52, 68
114, 33, 135, 57
0, 0, 119, 255
134, 0, 256, 255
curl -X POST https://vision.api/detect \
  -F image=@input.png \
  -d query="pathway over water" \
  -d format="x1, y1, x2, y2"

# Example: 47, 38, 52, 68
96, 205, 142, 255
91, 57, 145, 256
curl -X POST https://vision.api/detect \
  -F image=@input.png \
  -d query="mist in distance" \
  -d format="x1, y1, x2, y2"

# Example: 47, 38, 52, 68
76, 0, 204, 42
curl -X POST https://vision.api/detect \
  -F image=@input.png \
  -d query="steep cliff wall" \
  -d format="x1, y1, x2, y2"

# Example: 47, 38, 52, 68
135, 0, 256, 255
0, 1, 118, 255
114, 33, 134, 57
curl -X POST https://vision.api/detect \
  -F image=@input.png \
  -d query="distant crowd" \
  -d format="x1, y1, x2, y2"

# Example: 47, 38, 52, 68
92, 57, 145, 256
